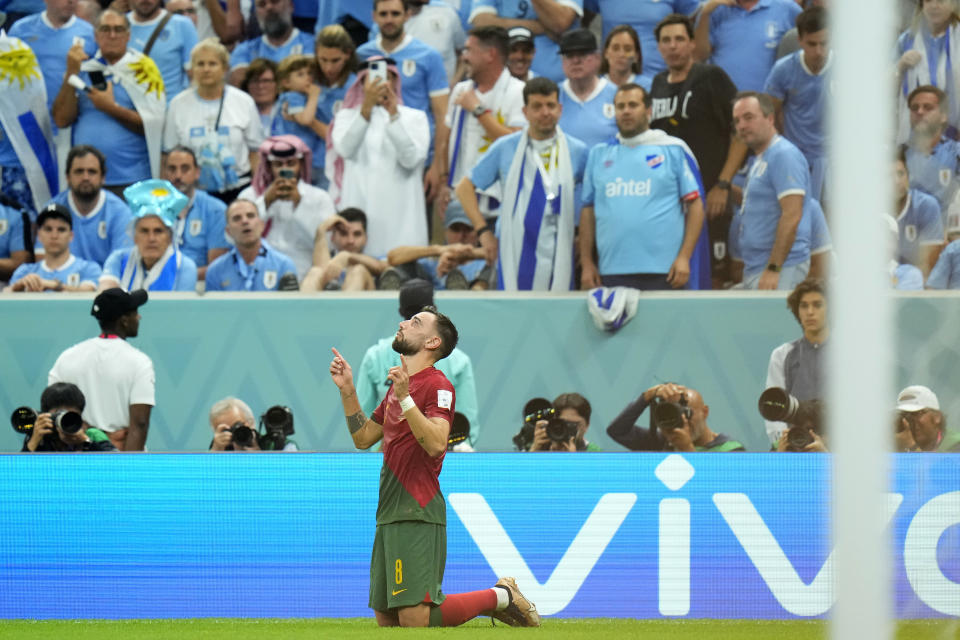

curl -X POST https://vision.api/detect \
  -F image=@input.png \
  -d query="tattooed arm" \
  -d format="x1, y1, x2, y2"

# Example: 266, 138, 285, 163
330, 348, 384, 449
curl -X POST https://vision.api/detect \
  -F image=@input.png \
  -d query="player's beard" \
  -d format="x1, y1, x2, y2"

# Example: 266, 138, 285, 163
392, 335, 419, 356
262, 12, 290, 39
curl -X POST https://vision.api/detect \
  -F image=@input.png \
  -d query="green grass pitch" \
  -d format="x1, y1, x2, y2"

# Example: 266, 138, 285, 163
0, 619, 955, 639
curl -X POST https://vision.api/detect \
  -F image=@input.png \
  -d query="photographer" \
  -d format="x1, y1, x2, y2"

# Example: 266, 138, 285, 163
526, 393, 602, 452
208, 397, 298, 451
764, 278, 828, 444
19, 383, 116, 452
606, 383, 745, 452
758, 387, 827, 453
895, 385, 960, 452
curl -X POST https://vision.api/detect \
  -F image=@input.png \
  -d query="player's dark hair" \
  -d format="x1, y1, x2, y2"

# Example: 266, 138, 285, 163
40, 382, 86, 413
522, 77, 558, 104
166, 145, 198, 168
615, 82, 651, 107
734, 91, 776, 117
787, 278, 827, 324
655, 13, 694, 41
907, 84, 948, 115
600, 24, 642, 76
469, 25, 510, 63
66, 145, 106, 175
553, 392, 591, 424
422, 305, 458, 361
796, 7, 827, 37
339, 207, 368, 232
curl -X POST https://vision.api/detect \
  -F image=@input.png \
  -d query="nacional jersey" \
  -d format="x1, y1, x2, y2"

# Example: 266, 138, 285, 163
582, 140, 699, 275
128, 10, 198, 101
176, 190, 229, 267
44, 190, 133, 267
764, 50, 831, 160
229, 29, 315, 68
897, 188, 944, 268
9, 254, 102, 289
707, 0, 801, 91
9, 13, 97, 111
469, 0, 584, 83
583, 0, 702, 86
372, 366, 455, 526
204, 240, 297, 291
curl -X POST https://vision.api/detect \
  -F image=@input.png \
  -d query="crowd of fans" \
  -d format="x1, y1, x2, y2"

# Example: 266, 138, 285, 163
3, 1, 960, 452
4, 0, 959, 293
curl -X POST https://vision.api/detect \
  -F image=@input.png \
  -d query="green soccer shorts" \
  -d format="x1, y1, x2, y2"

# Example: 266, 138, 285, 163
369, 521, 447, 611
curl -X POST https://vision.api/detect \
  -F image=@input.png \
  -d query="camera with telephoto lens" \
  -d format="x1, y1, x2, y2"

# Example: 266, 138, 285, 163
10, 406, 83, 435
258, 405, 294, 451
651, 394, 693, 433
757, 387, 824, 451
513, 402, 579, 450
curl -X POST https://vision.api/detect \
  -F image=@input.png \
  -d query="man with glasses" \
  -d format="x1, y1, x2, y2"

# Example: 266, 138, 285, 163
52, 9, 166, 196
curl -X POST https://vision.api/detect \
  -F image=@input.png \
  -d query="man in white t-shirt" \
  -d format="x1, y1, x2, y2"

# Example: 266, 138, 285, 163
436, 26, 526, 226
48, 288, 155, 451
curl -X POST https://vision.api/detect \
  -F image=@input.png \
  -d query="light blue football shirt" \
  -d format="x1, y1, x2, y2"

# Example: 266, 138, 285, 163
128, 10, 198, 101
582, 138, 700, 275
738, 135, 810, 272
470, 0, 583, 83
204, 240, 298, 291
707, 0, 801, 91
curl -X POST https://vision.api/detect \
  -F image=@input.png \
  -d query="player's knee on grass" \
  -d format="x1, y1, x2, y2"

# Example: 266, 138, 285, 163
397, 603, 431, 627
374, 610, 399, 627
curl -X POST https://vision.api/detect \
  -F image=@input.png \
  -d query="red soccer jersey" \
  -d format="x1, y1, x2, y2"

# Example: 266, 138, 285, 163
372, 366, 455, 525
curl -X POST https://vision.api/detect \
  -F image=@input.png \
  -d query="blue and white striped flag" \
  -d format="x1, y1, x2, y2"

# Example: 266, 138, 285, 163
0, 30, 58, 210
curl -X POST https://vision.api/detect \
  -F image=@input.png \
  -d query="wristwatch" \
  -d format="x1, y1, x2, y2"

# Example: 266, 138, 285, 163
715, 179, 731, 190
766, 263, 781, 273
476, 224, 493, 237
471, 105, 488, 118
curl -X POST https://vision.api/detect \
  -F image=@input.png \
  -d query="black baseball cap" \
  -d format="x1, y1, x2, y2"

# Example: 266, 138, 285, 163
36, 203, 72, 229
398, 279, 434, 320
559, 28, 597, 55
91, 288, 148, 322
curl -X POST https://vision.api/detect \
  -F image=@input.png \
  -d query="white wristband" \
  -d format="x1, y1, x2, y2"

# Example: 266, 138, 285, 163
399, 395, 416, 413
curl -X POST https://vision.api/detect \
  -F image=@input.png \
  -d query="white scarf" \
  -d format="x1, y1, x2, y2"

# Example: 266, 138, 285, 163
499, 127, 575, 291
81, 48, 166, 177
897, 23, 960, 143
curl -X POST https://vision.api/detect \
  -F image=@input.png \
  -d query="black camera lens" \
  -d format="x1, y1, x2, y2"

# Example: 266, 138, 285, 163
10, 407, 37, 434
652, 397, 692, 432
51, 410, 83, 434
262, 405, 294, 435
786, 426, 815, 451
758, 387, 800, 422
231, 423, 256, 448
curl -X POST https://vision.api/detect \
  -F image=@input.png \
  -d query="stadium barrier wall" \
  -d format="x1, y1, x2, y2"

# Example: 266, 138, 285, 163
3, 292, 959, 454
0, 453, 956, 620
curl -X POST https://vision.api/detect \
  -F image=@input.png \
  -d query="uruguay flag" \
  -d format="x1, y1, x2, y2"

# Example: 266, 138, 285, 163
0, 30, 58, 210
